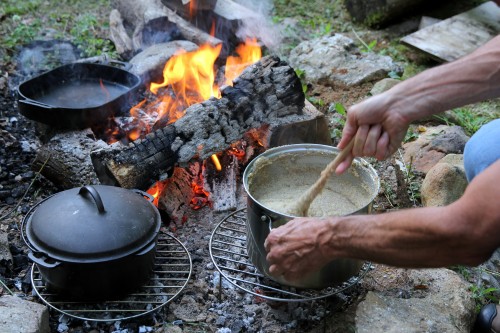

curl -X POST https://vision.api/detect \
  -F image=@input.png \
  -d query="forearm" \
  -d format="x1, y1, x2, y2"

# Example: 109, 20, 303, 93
385, 35, 500, 123
324, 207, 480, 267
325, 160, 500, 268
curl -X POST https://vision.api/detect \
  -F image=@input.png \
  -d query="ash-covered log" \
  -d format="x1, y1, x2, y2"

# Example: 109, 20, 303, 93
33, 129, 108, 189
91, 56, 305, 190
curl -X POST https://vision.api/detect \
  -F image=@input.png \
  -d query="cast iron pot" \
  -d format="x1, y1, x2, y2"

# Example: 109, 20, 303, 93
17, 62, 142, 129
22, 185, 161, 301
243, 144, 380, 289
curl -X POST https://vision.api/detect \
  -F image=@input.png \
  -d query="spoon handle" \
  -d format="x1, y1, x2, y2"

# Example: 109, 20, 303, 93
291, 139, 355, 216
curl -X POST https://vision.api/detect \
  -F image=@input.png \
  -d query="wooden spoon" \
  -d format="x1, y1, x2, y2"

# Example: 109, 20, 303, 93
287, 139, 355, 217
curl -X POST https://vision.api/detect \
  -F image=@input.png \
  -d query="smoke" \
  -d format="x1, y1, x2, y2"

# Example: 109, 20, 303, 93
231, 0, 283, 53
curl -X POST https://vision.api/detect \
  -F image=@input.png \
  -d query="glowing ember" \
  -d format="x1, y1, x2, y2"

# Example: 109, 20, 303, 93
190, 174, 212, 210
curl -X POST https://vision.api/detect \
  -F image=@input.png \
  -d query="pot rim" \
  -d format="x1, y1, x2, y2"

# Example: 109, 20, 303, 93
243, 143, 380, 218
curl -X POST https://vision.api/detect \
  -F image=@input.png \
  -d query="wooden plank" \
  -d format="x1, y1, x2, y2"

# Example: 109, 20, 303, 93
400, 1, 500, 62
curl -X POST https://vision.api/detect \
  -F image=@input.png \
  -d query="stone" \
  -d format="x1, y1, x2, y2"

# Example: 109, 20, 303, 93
402, 125, 469, 174
356, 267, 475, 333
370, 78, 401, 95
160, 325, 183, 333
288, 34, 402, 87
421, 154, 468, 207
171, 295, 207, 322
0, 231, 12, 264
0, 295, 50, 333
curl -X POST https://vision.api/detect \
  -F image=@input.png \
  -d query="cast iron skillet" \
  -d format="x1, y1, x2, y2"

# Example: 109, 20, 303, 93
17, 62, 142, 129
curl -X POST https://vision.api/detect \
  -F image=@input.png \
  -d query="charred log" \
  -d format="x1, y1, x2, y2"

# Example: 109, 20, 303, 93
90, 56, 305, 190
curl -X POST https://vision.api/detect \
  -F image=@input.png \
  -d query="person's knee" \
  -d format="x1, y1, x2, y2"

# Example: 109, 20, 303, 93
464, 119, 500, 181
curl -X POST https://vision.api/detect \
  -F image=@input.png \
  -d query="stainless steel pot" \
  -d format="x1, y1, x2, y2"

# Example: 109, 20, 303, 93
22, 185, 161, 300
243, 144, 380, 289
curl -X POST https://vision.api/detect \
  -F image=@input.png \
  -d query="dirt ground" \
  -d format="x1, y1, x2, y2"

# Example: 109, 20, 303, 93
0, 0, 498, 331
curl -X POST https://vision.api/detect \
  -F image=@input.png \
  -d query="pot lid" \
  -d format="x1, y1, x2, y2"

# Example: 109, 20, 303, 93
26, 185, 161, 263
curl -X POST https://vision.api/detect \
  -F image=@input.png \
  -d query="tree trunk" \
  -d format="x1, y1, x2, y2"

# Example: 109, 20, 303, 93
90, 55, 305, 190
344, 0, 431, 27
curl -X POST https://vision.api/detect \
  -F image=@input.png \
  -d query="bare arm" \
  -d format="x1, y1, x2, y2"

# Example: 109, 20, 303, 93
265, 160, 500, 281
336, 34, 500, 173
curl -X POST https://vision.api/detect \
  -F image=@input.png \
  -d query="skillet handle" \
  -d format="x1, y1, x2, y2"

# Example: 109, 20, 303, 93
79, 186, 106, 214
109, 59, 132, 71
18, 99, 53, 109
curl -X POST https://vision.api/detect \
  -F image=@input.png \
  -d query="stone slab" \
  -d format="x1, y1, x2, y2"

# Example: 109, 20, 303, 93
401, 1, 500, 62
0, 295, 50, 333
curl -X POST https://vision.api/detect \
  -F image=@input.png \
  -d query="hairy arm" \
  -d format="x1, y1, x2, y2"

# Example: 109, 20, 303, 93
336, 34, 500, 173
265, 160, 500, 280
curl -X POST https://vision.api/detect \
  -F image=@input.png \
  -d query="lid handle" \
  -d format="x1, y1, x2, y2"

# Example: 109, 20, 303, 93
79, 185, 105, 214
132, 189, 154, 203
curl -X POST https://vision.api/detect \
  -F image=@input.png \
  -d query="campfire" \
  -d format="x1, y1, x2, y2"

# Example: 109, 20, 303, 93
26, 0, 332, 225
98, 38, 263, 216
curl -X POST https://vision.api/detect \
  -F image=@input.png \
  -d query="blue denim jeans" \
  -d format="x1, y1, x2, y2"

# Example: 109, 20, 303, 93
463, 118, 500, 182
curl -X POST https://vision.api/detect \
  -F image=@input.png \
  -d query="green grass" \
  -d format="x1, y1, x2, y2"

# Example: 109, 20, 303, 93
0, 0, 115, 69
272, 0, 353, 34
434, 103, 500, 136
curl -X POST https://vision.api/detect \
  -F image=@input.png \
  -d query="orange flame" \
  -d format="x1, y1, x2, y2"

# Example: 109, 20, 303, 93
137, 39, 262, 207
224, 38, 262, 86
146, 43, 223, 128
147, 181, 165, 207
99, 79, 110, 101
189, 0, 197, 17
211, 154, 222, 171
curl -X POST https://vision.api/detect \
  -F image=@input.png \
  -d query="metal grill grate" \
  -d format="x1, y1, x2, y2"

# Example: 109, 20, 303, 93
209, 209, 371, 302
31, 231, 192, 322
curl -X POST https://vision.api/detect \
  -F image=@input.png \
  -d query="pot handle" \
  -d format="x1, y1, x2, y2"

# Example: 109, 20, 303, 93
132, 189, 154, 203
28, 252, 61, 269
261, 215, 274, 232
79, 186, 106, 214
18, 99, 54, 109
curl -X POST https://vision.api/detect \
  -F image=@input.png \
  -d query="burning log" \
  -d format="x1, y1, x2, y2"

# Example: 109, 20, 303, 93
90, 56, 305, 190
110, 0, 222, 56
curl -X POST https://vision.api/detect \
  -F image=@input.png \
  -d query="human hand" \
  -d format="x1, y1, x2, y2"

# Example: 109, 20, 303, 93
336, 92, 410, 174
264, 217, 333, 282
